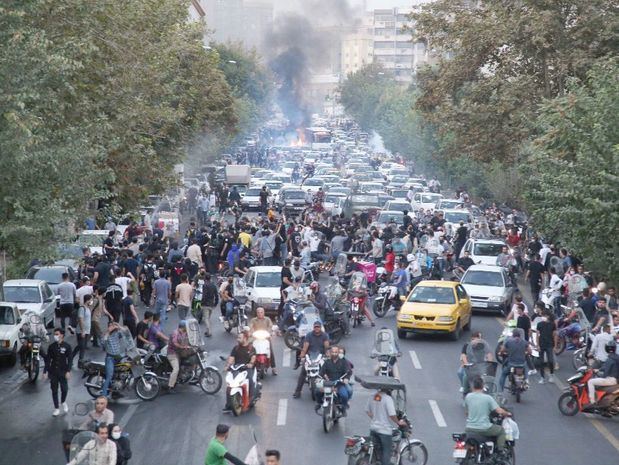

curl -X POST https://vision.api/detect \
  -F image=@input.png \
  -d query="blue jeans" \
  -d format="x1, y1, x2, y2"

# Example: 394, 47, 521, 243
499, 362, 526, 392
154, 301, 167, 325
457, 366, 466, 388
101, 355, 116, 397
225, 301, 234, 319
315, 383, 351, 409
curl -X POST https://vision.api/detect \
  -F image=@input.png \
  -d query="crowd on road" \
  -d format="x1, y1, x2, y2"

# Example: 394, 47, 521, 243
6, 118, 618, 465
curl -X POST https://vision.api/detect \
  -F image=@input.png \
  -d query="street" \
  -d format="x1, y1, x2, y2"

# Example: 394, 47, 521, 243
1, 283, 618, 465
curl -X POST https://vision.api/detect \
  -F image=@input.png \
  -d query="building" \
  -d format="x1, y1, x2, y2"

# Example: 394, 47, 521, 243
371, 7, 414, 82
341, 15, 374, 77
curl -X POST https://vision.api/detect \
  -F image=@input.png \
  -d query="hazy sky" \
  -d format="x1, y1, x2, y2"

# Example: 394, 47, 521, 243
273, 1, 429, 14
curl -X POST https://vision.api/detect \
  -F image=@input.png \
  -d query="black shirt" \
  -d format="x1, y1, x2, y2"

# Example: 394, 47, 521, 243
320, 358, 351, 381
457, 256, 475, 270
527, 261, 545, 283
536, 320, 555, 348
105, 284, 124, 314
122, 296, 135, 322
94, 261, 112, 289
46, 341, 72, 375
579, 298, 596, 323
280, 266, 293, 290
517, 315, 531, 341
230, 344, 256, 365
136, 321, 150, 348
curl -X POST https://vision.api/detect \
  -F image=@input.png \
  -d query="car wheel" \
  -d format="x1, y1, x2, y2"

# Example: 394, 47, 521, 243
8, 343, 17, 367
449, 321, 461, 341
397, 328, 407, 339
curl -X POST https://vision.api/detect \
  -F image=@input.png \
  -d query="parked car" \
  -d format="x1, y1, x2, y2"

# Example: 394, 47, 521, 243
460, 265, 515, 315
2, 280, 57, 328
25, 265, 76, 294
0, 303, 25, 366
397, 280, 472, 340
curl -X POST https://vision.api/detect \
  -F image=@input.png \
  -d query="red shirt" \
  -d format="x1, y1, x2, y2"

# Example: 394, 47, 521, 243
506, 234, 520, 247
384, 252, 395, 273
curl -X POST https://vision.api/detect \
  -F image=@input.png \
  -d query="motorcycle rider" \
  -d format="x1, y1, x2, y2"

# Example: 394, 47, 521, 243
166, 320, 192, 392
458, 332, 494, 393
498, 328, 531, 392
249, 307, 277, 375
464, 376, 512, 458
315, 345, 353, 415
366, 386, 407, 465
101, 321, 125, 398
588, 325, 614, 368
586, 340, 619, 407
456, 250, 475, 274
293, 321, 330, 398
80, 395, 115, 430
223, 331, 257, 411
68, 423, 117, 465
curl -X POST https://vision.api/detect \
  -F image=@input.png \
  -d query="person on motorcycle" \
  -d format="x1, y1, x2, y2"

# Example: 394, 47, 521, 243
68, 423, 117, 465
392, 260, 409, 303
465, 376, 512, 457
366, 386, 407, 465
589, 325, 614, 368
293, 321, 330, 398
349, 282, 376, 327
81, 395, 115, 430
224, 332, 257, 411
101, 322, 125, 398
166, 320, 192, 392
315, 345, 353, 415
456, 250, 475, 274
586, 340, 619, 407
229, 186, 241, 207
458, 332, 494, 393
221, 277, 236, 328
498, 328, 531, 391
249, 307, 277, 375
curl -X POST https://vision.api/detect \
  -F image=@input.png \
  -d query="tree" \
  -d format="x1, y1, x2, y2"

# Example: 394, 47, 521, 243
338, 64, 390, 130
523, 58, 619, 282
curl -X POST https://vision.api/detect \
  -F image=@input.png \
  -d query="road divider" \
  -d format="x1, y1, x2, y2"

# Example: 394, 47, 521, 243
429, 400, 447, 427
277, 399, 288, 426
409, 350, 422, 369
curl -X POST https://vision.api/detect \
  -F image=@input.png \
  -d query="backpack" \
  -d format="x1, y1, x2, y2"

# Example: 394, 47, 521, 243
203, 282, 219, 306
143, 263, 156, 281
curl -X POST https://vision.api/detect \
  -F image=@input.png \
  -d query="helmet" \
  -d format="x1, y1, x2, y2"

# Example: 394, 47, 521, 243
310, 281, 320, 290
605, 340, 617, 354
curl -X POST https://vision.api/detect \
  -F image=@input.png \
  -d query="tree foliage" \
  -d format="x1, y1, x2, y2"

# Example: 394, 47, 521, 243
523, 58, 619, 282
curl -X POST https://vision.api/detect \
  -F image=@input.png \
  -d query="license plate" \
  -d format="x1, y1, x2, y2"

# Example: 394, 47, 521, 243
324, 387, 332, 393
453, 449, 467, 458
475, 302, 488, 308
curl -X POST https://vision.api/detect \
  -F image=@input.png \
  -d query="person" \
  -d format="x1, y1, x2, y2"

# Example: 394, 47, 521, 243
81, 395, 115, 430
548, 267, 564, 317
76, 276, 94, 306
589, 325, 614, 368
147, 313, 168, 350
456, 250, 475, 273
43, 328, 71, 416
535, 310, 556, 384
175, 273, 193, 321
526, 254, 546, 303
104, 280, 125, 323
68, 423, 117, 465
366, 387, 407, 465
498, 329, 531, 391
57, 272, 77, 331
205, 424, 248, 465
223, 332, 256, 411
265, 450, 281, 465
464, 376, 512, 456
249, 307, 277, 375
293, 321, 330, 398
586, 340, 619, 407
221, 276, 236, 327
101, 322, 126, 398
201, 272, 219, 337
72, 294, 93, 366
315, 345, 352, 414
392, 260, 409, 300
458, 332, 494, 393
186, 239, 203, 268
152, 271, 171, 325
121, 289, 138, 338
167, 320, 192, 392
108, 423, 132, 465
135, 311, 153, 349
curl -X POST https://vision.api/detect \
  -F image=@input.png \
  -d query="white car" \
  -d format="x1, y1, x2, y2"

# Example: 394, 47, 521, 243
411, 192, 443, 212
2, 280, 57, 328
383, 200, 413, 215
235, 266, 283, 316
0, 303, 25, 366
241, 187, 264, 211
437, 199, 464, 210
460, 239, 508, 266
324, 192, 347, 213
371, 210, 405, 230
460, 265, 515, 314
300, 178, 325, 194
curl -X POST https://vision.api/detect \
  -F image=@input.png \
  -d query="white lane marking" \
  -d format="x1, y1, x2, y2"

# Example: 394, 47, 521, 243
429, 400, 447, 427
283, 348, 291, 368
119, 404, 138, 427
409, 350, 422, 369
276, 399, 288, 426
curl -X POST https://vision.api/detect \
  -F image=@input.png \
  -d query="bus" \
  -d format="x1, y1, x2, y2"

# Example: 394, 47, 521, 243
304, 127, 332, 150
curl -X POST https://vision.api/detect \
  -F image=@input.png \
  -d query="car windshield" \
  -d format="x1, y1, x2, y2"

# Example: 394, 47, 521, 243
440, 200, 462, 208
245, 189, 262, 196
255, 272, 281, 288
325, 195, 343, 203
377, 212, 404, 224
284, 191, 306, 199
352, 195, 381, 207
386, 202, 410, 212
0, 307, 16, 325
473, 243, 504, 256
462, 271, 504, 287
407, 286, 455, 304
444, 211, 470, 223
27, 268, 64, 284
265, 182, 281, 189
3, 286, 41, 304
305, 179, 323, 186
419, 194, 442, 203
391, 191, 408, 198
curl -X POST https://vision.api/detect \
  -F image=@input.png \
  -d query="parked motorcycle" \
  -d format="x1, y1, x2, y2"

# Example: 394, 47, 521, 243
225, 363, 261, 416
452, 414, 517, 465
373, 282, 402, 318
82, 327, 160, 401
143, 319, 222, 394
19, 334, 43, 383
558, 367, 619, 417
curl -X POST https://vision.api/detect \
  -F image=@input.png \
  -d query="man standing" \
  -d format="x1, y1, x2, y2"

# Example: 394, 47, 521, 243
57, 273, 77, 331
44, 328, 72, 416
201, 273, 219, 337
205, 424, 248, 465
121, 289, 139, 338
366, 387, 407, 465
526, 254, 546, 303
187, 239, 203, 268
175, 273, 193, 321
259, 185, 269, 214
72, 295, 93, 367
152, 270, 171, 326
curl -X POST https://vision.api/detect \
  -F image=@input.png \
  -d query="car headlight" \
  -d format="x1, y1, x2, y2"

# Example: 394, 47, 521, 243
1, 340, 9, 348
488, 296, 503, 302
437, 316, 454, 322
398, 314, 412, 321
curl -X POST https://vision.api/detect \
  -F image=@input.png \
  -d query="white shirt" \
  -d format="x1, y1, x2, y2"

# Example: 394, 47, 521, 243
115, 277, 132, 298
590, 332, 613, 362
539, 245, 552, 265
76, 285, 94, 306
549, 274, 563, 298
186, 243, 203, 265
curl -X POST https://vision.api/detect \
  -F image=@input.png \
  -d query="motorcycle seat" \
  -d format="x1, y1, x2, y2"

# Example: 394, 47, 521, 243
466, 433, 496, 444
598, 384, 619, 393
88, 361, 105, 369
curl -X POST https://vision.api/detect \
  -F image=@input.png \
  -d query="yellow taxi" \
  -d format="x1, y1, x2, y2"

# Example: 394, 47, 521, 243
396, 280, 472, 340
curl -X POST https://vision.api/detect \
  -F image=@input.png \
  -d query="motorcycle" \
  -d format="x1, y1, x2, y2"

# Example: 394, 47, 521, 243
558, 367, 619, 417
348, 271, 368, 328
452, 414, 517, 465
305, 352, 325, 402
82, 327, 160, 401
506, 365, 527, 403
20, 334, 42, 383
315, 374, 348, 433
252, 328, 274, 380
191, 277, 205, 323
370, 327, 401, 378
345, 375, 428, 465
225, 363, 261, 416
224, 300, 248, 334
283, 300, 343, 350
373, 282, 402, 318
143, 318, 222, 394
